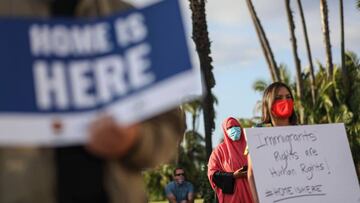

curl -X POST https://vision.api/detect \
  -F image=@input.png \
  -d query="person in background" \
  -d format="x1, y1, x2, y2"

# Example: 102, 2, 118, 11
0, 1, 185, 203
208, 117, 253, 203
247, 81, 298, 203
165, 167, 195, 203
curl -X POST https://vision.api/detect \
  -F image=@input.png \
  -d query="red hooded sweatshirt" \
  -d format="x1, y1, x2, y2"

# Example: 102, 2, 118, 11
208, 117, 253, 203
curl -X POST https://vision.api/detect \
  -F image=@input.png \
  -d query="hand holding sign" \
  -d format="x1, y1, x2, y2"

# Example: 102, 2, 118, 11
87, 116, 140, 158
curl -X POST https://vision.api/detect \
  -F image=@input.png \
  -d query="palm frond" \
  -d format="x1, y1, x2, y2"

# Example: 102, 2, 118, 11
252, 79, 269, 92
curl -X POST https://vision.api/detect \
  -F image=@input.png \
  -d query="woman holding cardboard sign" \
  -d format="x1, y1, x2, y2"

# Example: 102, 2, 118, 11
247, 81, 298, 203
208, 117, 253, 203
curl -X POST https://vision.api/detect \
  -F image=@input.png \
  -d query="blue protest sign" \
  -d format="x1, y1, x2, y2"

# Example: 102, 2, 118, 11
0, 0, 201, 145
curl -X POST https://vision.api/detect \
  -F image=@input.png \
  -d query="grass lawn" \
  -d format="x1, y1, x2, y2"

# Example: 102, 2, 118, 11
150, 199, 203, 203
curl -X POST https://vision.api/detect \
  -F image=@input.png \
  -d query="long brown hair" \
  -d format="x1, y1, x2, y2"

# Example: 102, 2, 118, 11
261, 82, 297, 125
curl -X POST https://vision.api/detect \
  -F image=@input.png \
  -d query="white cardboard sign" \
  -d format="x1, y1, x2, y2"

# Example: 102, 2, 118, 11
245, 123, 360, 203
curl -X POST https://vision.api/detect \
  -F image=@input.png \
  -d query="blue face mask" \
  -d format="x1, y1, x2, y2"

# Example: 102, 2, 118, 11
226, 126, 242, 141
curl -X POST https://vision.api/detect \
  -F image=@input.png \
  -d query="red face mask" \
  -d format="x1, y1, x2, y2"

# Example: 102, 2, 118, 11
271, 99, 294, 119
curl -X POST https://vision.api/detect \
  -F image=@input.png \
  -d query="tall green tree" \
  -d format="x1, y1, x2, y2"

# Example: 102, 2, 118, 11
189, 0, 215, 161
297, 0, 316, 106
339, 0, 350, 97
182, 100, 202, 164
245, 0, 280, 82
182, 100, 202, 135
320, 0, 334, 79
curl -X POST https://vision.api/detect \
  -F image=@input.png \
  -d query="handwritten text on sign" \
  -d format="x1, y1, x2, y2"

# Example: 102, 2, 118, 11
245, 124, 360, 203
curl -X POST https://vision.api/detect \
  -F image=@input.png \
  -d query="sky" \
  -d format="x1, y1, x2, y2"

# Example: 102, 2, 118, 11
127, 0, 360, 147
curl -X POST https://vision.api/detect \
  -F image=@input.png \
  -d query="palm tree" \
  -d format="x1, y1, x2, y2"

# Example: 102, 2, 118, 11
319, 52, 360, 179
285, 0, 304, 123
344, 52, 360, 179
297, 0, 316, 106
181, 100, 202, 163
245, 0, 280, 82
357, 0, 360, 9
188, 0, 216, 161
320, 0, 334, 79
339, 0, 350, 97
182, 100, 202, 134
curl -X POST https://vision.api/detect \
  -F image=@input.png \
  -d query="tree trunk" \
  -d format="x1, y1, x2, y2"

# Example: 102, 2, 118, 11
189, 0, 215, 160
297, 0, 316, 106
285, 0, 304, 123
320, 0, 333, 79
245, 0, 280, 82
192, 113, 196, 134
339, 0, 349, 95
254, 23, 277, 82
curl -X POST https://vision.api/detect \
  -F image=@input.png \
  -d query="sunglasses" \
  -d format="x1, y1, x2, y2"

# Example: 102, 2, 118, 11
175, 173, 185, 176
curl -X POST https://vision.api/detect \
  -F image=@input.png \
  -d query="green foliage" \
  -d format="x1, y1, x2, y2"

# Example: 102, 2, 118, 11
252, 79, 269, 93
143, 165, 175, 201
278, 63, 292, 84
342, 52, 360, 179
199, 165, 216, 203
179, 131, 206, 174
239, 118, 257, 128
182, 100, 202, 118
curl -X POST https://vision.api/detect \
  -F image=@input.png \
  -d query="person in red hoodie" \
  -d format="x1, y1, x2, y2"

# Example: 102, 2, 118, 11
208, 117, 253, 203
